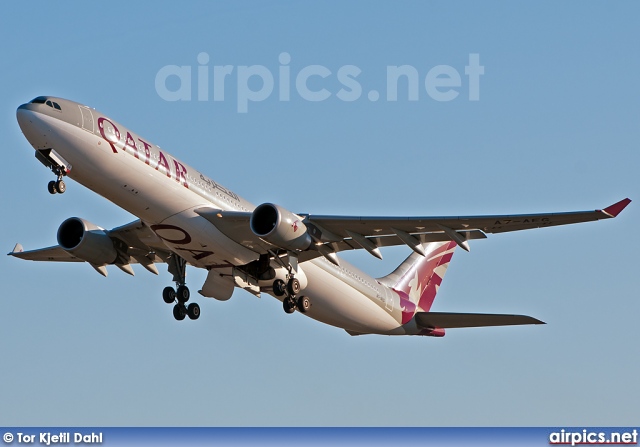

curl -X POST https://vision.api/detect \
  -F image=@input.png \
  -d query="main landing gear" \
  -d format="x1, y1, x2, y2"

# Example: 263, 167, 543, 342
273, 277, 311, 314
163, 254, 200, 321
268, 250, 310, 315
163, 285, 200, 321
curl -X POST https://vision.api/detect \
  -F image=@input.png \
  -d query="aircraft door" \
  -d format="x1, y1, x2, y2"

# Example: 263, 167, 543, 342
79, 106, 94, 133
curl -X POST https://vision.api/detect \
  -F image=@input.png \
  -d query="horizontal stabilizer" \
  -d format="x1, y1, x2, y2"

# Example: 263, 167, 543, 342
415, 312, 544, 329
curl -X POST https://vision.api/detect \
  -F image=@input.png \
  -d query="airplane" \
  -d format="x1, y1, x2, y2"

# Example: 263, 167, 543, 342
10, 96, 631, 336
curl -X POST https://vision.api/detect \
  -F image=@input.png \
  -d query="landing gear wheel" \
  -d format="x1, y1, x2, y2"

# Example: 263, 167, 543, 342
173, 303, 186, 321
287, 278, 301, 295
176, 285, 190, 303
55, 179, 66, 194
162, 286, 176, 304
283, 297, 296, 314
273, 279, 286, 297
187, 302, 200, 320
47, 181, 57, 194
297, 296, 311, 313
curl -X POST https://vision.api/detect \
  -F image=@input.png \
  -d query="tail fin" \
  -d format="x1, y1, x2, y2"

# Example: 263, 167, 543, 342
378, 241, 457, 313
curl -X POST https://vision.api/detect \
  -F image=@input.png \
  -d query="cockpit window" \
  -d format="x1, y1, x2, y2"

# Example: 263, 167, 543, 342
42, 100, 62, 110
29, 97, 61, 110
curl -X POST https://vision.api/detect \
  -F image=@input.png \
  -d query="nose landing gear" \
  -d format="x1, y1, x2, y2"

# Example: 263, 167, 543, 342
35, 149, 71, 195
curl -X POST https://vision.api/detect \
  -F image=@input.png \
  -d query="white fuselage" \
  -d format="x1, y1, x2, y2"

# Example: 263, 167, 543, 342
17, 99, 414, 335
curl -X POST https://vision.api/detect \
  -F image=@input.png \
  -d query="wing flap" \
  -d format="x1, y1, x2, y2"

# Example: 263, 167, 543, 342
297, 229, 486, 262
415, 312, 545, 329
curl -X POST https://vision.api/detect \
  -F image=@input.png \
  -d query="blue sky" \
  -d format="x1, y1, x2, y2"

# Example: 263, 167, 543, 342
1, 1, 638, 426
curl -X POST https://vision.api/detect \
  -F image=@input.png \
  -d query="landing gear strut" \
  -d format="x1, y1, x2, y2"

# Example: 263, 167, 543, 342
164, 254, 200, 321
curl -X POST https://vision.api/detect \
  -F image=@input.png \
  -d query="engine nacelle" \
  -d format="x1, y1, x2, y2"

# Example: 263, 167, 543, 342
250, 203, 312, 251
57, 217, 118, 265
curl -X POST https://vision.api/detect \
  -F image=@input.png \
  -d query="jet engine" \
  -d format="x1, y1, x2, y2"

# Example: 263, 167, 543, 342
57, 217, 118, 265
250, 203, 313, 251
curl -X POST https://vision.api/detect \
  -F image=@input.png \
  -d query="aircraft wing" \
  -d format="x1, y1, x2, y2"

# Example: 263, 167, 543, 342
302, 198, 632, 238
8, 243, 82, 262
8, 219, 171, 269
197, 198, 631, 263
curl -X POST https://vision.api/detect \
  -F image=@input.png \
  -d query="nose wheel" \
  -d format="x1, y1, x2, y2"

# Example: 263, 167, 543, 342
47, 179, 66, 194
47, 164, 68, 194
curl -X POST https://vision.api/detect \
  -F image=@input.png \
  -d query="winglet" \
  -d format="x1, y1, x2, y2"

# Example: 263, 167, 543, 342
601, 198, 631, 218
8, 243, 24, 255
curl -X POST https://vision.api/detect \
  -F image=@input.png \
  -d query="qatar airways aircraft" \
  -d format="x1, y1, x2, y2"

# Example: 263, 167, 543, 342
10, 96, 631, 336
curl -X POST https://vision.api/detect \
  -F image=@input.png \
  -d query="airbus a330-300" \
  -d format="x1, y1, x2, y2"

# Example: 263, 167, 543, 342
10, 96, 631, 336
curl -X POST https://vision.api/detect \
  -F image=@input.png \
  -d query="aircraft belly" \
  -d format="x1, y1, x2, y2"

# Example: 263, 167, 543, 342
297, 261, 400, 334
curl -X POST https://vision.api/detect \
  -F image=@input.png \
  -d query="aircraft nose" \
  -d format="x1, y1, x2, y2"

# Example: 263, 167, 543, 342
16, 104, 34, 132
17, 103, 49, 149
